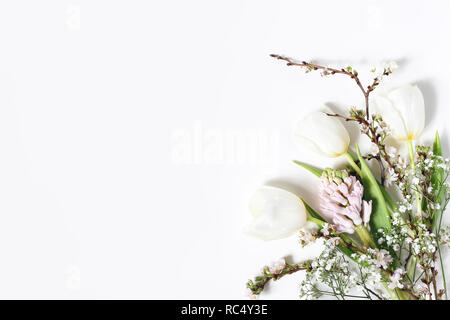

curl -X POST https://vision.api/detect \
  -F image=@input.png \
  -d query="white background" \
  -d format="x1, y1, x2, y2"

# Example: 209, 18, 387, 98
0, 0, 449, 299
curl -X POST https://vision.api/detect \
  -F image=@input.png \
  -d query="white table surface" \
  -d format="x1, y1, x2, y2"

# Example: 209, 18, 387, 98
0, 0, 449, 299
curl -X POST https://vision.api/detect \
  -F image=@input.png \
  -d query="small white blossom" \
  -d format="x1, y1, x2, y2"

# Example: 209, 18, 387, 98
371, 144, 380, 154
245, 288, 257, 300
414, 283, 429, 296
388, 268, 405, 290
430, 203, 441, 210
387, 146, 397, 158
299, 230, 317, 247
385, 168, 398, 186
268, 258, 286, 274
320, 223, 334, 236
374, 249, 393, 269
384, 60, 398, 71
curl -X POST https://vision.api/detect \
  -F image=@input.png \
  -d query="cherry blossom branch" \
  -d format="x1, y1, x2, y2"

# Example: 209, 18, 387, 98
270, 54, 391, 120
246, 262, 311, 296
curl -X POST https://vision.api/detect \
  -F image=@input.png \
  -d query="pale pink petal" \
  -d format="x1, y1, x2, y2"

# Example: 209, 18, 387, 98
362, 200, 372, 225
330, 192, 348, 206
337, 183, 350, 197
343, 206, 362, 225
347, 195, 362, 212
344, 176, 355, 189
333, 214, 355, 234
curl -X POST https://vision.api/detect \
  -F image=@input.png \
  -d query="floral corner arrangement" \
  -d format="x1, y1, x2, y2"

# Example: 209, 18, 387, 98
244, 54, 449, 300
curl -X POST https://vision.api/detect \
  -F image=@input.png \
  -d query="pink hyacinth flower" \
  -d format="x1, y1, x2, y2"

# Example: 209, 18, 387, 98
320, 175, 372, 234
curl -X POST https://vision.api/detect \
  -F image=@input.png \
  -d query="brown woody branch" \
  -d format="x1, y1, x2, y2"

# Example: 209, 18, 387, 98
270, 54, 372, 119
246, 263, 310, 296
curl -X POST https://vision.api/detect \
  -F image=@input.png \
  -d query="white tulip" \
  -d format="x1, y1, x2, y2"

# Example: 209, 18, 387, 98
372, 84, 425, 141
243, 186, 307, 240
292, 111, 350, 158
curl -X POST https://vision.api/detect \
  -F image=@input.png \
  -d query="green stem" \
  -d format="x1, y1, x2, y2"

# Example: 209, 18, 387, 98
355, 225, 376, 248
339, 233, 353, 245
438, 243, 448, 300
406, 142, 420, 291
395, 288, 411, 300
344, 152, 361, 176
381, 281, 400, 300
407, 140, 422, 220
307, 215, 325, 227
407, 140, 415, 170
406, 256, 417, 285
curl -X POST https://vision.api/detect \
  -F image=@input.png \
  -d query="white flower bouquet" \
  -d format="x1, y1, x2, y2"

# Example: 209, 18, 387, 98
245, 55, 449, 300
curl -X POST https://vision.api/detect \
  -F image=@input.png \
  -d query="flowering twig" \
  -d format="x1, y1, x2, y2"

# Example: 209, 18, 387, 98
270, 54, 392, 120
246, 262, 311, 297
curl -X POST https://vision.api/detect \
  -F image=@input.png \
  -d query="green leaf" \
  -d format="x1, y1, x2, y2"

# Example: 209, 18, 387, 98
432, 131, 444, 232
292, 160, 322, 178
302, 200, 326, 222
433, 130, 443, 156
344, 152, 394, 211
355, 145, 391, 234
379, 184, 395, 211
432, 131, 443, 190
337, 245, 357, 261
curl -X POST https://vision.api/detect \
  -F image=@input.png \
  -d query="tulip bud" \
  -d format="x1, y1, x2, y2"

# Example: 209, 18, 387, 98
292, 111, 350, 158
243, 186, 307, 240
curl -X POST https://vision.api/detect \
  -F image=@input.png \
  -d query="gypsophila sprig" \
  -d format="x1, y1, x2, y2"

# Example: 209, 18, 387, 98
300, 240, 386, 300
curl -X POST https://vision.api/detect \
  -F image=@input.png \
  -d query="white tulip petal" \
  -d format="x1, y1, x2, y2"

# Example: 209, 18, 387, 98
372, 95, 408, 140
244, 186, 307, 240
372, 84, 425, 141
293, 112, 350, 157
387, 84, 425, 140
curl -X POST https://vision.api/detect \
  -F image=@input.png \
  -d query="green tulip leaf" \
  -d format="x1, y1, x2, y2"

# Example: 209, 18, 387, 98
292, 160, 322, 178
434, 130, 443, 157
379, 184, 395, 211
302, 199, 326, 222
355, 145, 391, 234
337, 245, 357, 261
